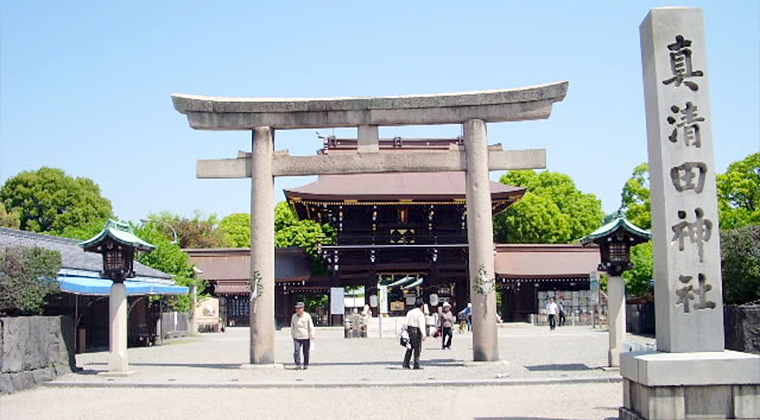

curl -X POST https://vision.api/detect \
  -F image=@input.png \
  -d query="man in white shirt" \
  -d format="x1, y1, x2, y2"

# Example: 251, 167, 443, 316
403, 299, 427, 370
546, 297, 559, 331
291, 302, 315, 369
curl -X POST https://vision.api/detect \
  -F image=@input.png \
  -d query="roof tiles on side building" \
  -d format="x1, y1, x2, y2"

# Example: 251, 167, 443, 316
0, 227, 171, 280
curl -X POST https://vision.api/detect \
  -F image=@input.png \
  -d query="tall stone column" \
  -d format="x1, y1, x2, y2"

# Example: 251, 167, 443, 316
607, 275, 626, 367
108, 282, 128, 372
250, 126, 276, 364
464, 119, 499, 362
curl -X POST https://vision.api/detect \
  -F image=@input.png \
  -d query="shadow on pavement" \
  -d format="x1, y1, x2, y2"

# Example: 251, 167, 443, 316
82, 362, 243, 370
524, 363, 592, 371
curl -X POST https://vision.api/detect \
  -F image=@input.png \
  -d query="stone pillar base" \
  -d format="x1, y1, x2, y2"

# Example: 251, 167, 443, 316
620, 351, 760, 419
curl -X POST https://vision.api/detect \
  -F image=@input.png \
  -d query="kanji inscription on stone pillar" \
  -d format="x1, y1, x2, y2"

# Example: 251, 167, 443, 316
641, 7, 724, 353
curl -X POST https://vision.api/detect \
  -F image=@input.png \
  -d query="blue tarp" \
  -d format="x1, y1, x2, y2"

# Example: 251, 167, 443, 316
58, 276, 189, 296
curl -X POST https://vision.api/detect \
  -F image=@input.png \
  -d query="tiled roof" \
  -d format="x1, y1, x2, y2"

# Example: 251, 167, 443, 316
494, 244, 601, 279
0, 227, 171, 280
284, 171, 525, 201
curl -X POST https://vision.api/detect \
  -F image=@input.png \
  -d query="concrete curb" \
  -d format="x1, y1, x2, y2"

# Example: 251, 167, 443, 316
45, 376, 622, 390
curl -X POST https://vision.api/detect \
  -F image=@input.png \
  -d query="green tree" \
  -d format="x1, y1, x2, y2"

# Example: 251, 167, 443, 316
622, 241, 654, 300
144, 211, 231, 249
274, 202, 335, 274
0, 167, 114, 234
58, 218, 110, 241
0, 246, 62, 315
0, 203, 20, 229
721, 225, 760, 305
717, 152, 760, 229
494, 170, 604, 243
219, 213, 250, 247
620, 163, 651, 230
133, 223, 206, 312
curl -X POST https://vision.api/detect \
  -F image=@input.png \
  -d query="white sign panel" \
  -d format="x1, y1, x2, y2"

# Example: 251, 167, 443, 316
378, 286, 388, 314
330, 287, 345, 316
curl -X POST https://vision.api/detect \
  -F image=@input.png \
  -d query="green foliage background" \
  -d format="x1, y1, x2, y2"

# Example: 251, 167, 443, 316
133, 223, 206, 312
721, 225, 760, 305
219, 213, 251, 247
494, 170, 604, 243
0, 246, 62, 315
0, 203, 20, 229
274, 202, 335, 275
620, 163, 651, 230
717, 152, 760, 229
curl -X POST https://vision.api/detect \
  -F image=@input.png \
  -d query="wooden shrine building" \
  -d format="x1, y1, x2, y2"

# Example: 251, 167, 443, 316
283, 137, 525, 318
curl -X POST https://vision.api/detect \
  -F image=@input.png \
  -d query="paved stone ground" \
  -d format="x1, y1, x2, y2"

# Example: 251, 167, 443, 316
0, 323, 651, 419
0, 384, 622, 420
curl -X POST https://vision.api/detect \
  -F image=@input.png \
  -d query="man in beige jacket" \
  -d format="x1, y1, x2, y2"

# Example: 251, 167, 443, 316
291, 302, 315, 369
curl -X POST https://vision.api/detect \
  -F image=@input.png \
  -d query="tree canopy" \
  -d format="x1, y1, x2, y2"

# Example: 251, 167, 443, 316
620, 163, 651, 230
219, 213, 250, 248
0, 203, 20, 229
143, 211, 231, 249
717, 152, 760, 229
0, 167, 114, 234
494, 170, 604, 243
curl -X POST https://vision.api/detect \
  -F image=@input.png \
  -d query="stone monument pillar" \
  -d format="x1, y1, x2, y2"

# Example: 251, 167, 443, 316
464, 119, 499, 362
620, 8, 759, 420
108, 282, 128, 372
250, 126, 276, 365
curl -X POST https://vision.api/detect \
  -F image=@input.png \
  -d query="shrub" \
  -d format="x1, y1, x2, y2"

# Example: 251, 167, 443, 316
0, 246, 62, 315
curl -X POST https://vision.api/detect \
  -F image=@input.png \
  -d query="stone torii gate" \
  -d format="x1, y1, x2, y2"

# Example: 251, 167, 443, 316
172, 82, 567, 364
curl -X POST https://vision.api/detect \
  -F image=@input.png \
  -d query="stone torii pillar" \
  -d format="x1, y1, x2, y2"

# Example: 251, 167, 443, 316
172, 83, 568, 363
464, 119, 498, 361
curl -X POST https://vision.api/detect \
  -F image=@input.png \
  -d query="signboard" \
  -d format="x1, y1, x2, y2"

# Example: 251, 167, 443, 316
330, 287, 345, 315
589, 271, 600, 305
369, 294, 378, 308
429, 294, 439, 306
378, 286, 388, 314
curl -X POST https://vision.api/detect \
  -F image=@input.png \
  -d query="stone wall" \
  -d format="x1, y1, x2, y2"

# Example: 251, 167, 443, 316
725, 305, 760, 355
0, 316, 75, 394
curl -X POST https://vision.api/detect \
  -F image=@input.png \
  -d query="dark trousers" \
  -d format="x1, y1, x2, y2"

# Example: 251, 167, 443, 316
559, 312, 566, 326
548, 314, 556, 330
293, 338, 310, 366
403, 326, 422, 368
442, 327, 453, 349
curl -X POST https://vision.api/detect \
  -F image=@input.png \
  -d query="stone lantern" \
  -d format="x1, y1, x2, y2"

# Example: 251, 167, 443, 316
80, 220, 156, 373
581, 215, 650, 367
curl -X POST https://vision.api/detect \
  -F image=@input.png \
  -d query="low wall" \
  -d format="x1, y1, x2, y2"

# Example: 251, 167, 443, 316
626, 303, 656, 335
0, 316, 75, 394
725, 304, 760, 355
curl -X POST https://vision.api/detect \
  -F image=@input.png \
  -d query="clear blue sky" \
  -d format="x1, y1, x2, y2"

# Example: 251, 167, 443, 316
1, 1, 758, 224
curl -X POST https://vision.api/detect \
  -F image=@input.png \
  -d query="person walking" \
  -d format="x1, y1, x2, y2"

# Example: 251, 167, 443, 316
546, 297, 559, 331
291, 301, 315, 369
439, 302, 456, 349
558, 301, 566, 327
403, 299, 427, 370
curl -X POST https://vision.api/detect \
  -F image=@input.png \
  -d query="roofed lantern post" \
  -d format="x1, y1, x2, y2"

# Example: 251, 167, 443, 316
80, 220, 156, 374
172, 82, 567, 364
581, 216, 651, 367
